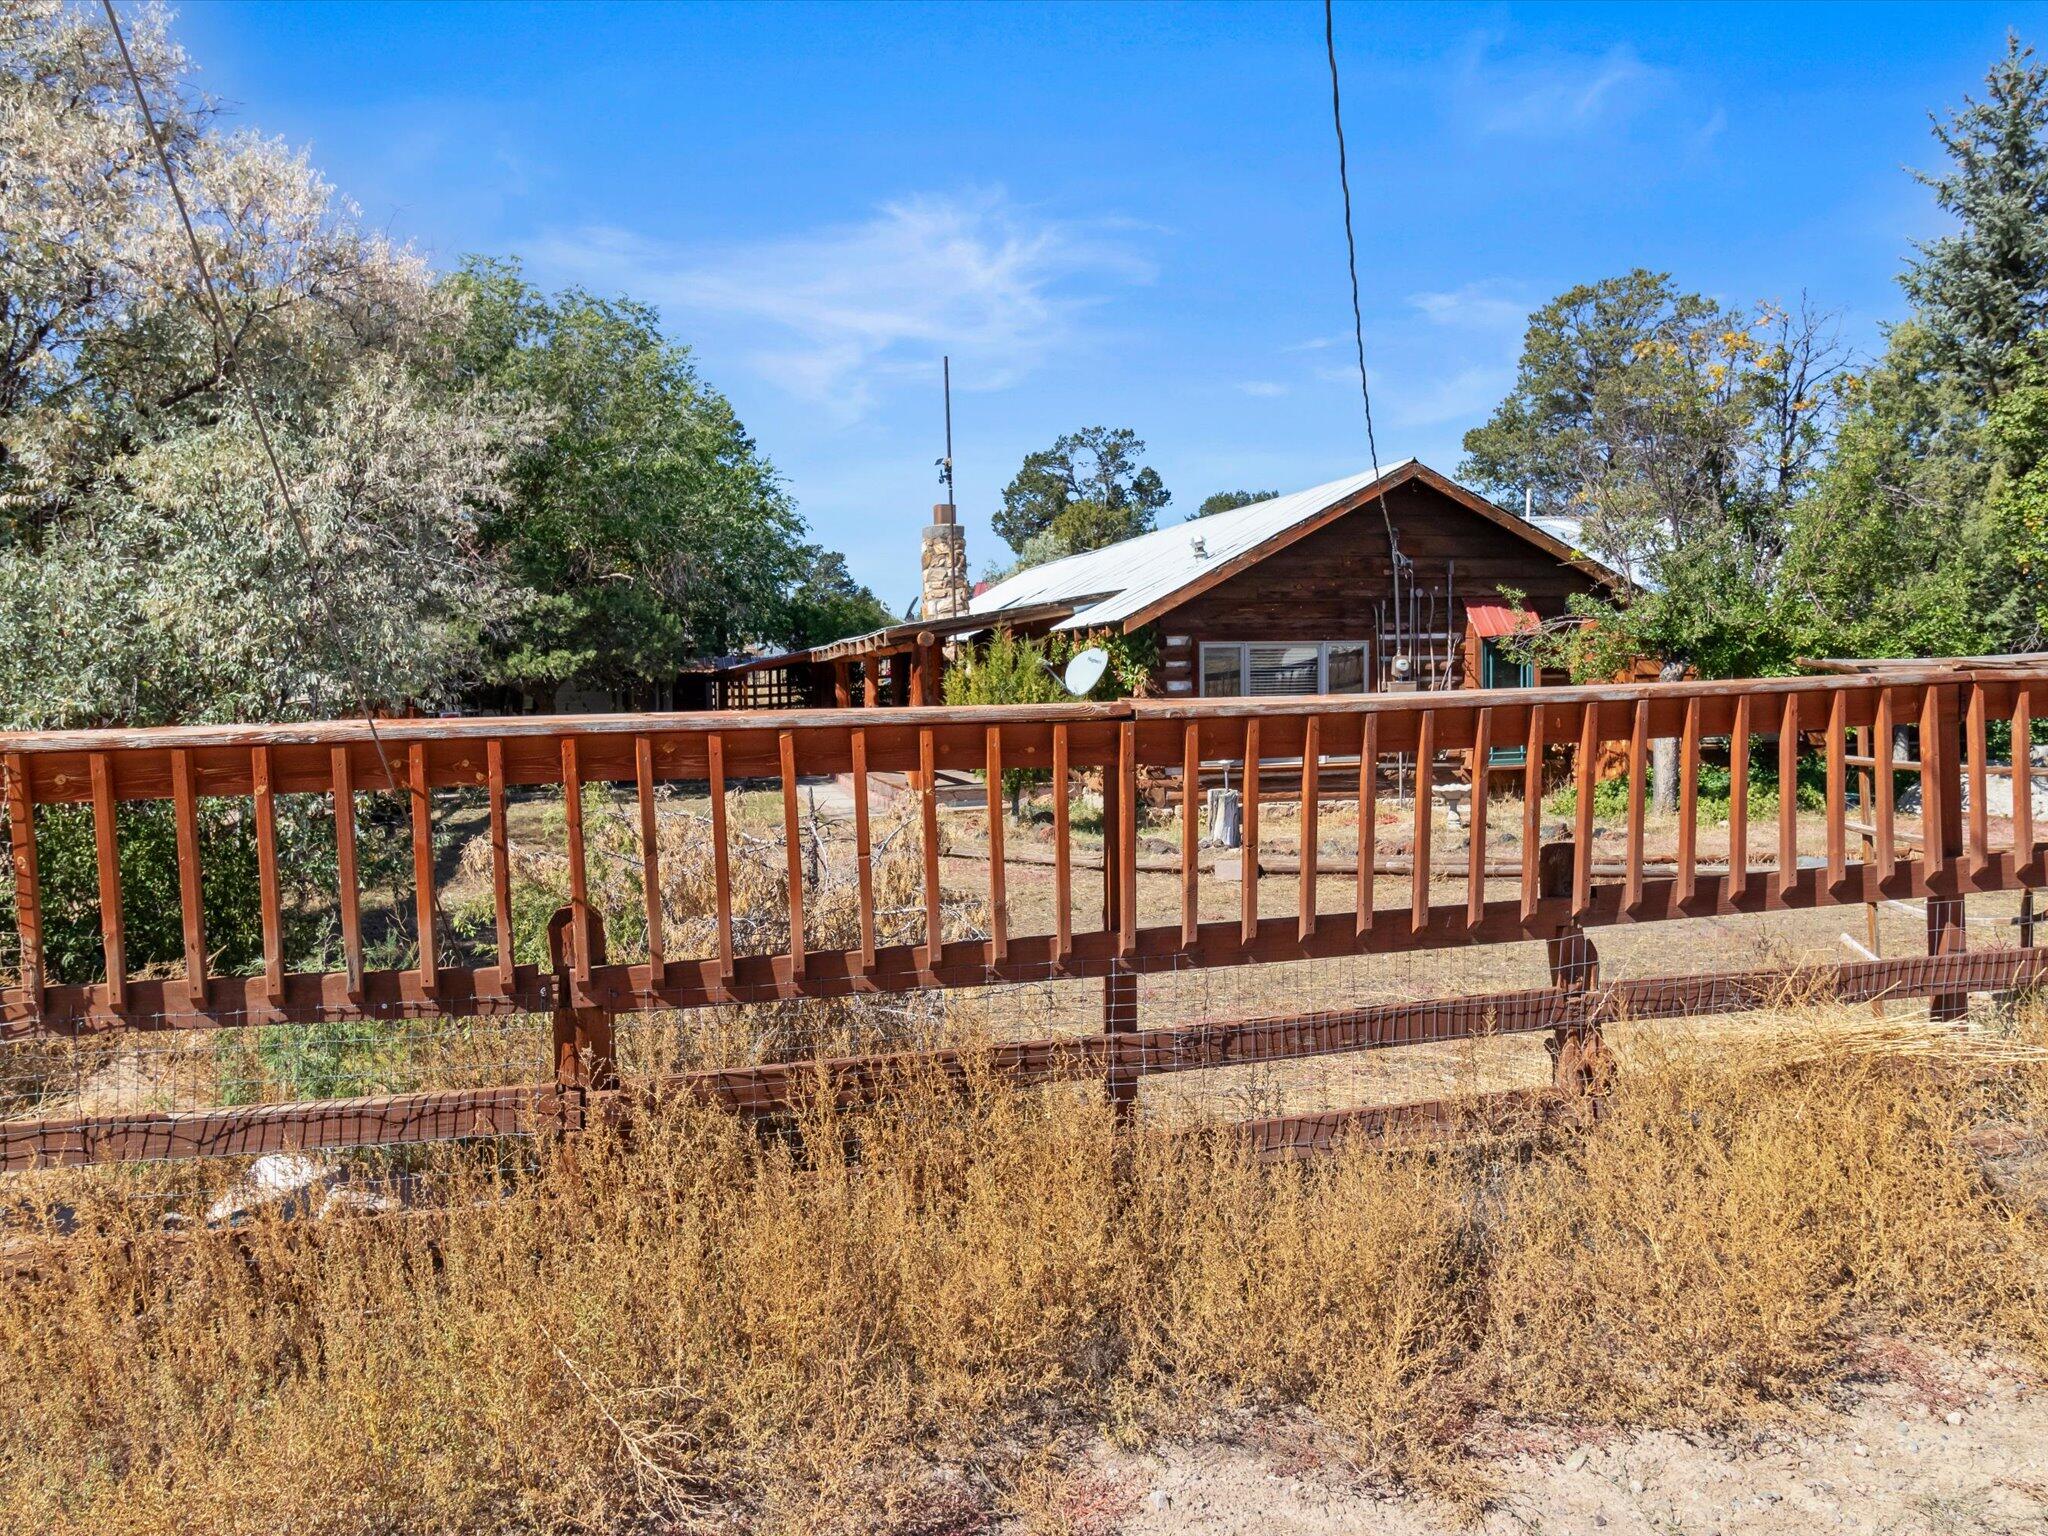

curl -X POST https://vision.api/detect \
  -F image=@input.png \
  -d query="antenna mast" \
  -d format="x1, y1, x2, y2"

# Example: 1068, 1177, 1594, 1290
938, 355, 956, 510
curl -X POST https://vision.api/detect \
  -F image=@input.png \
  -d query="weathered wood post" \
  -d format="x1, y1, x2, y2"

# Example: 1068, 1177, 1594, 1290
547, 904, 617, 1135
1923, 682, 1968, 1022
1539, 838, 1608, 1096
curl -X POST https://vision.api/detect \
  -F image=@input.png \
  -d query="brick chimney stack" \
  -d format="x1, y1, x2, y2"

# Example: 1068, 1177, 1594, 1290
920, 502, 970, 621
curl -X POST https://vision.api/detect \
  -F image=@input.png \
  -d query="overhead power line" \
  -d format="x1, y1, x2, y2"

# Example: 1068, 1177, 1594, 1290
100, 0, 317, 568
1323, 0, 1411, 674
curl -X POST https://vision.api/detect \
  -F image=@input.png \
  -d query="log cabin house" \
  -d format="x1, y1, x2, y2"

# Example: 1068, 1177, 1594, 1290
695, 459, 1623, 720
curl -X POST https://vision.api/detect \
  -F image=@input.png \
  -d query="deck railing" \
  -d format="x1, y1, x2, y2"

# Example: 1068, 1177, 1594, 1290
2, 660, 2044, 1168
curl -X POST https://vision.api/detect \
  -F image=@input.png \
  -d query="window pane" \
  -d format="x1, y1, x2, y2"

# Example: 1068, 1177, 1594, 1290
1326, 642, 1367, 694
1247, 643, 1322, 697
1201, 646, 1242, 697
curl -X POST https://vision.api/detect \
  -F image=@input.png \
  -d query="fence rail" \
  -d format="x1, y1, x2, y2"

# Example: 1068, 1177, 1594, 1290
2, 660, 2044, 1169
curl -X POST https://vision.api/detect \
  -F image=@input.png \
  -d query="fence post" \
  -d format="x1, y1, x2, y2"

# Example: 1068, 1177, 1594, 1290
1924, 683, 1968, 1022
1103, 734, 1139, 1124
547, 904, 618, 1135
1539, 838, 1608, 1096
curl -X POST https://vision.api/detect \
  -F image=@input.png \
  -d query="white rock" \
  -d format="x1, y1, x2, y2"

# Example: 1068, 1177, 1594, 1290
1564, 1448, 1590, 1473
1945, 1409, 1964, 1426
206, 1152, 343, 1227
1628, 1479, 1645, 1496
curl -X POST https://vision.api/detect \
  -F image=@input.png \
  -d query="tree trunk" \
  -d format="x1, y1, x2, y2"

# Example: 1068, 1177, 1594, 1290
1651, 660, 1686, 813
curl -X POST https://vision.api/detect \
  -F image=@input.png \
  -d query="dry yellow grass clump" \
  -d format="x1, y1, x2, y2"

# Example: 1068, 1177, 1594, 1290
0, 1010, 2044, 1535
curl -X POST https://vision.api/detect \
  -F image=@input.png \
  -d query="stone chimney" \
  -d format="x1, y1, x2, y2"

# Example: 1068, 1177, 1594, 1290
920, 502, 971, 621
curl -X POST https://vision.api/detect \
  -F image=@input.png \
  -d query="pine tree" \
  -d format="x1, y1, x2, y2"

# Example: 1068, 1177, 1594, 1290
1901, 33, 2048, 403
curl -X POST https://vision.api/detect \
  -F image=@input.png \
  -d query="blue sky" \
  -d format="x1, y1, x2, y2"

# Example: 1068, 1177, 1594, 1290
176, 0, 2048, 610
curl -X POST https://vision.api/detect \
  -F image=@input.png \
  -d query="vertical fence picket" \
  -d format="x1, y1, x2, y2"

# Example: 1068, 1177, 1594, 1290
1918, 686, 1945, 892
1728, 695, 1751, 902
780, 731, 806, 979
1181, 720, 1200, 947
1777, 694, 1800, 899
1677, 697, 1700, 905
1572, 703, 1597, 917
1299, 714, 1321, 942
1468, 707, 1491, 927
1356, 712, 1379, 939
1411, 708, 1435, 934
560, 737, 590, 989
985, 727, 1008, 963
252, 746, 285, 1005
486, 740, 514, 995
707, 731, 736, 985
1966, 682, 1990, 872
171, 748, 206, 1008
1875, 690, 1896, 876
920, 726, 942, 970
1118, 720, 1138, 956
4, 752, 42, 1020
636, 736, 664, 981
88, 752, 125, 1011
410, 741, 438, 995
851, 728, 876, 970
1241, 717, 1262, 947
1052, 723, 1072, 963
1521, 702, 1544, 921
1624, 699, 1648, 911
332, 746, 364, 1001
1826, 690, 1847, 889
2015, 685, 2035, 872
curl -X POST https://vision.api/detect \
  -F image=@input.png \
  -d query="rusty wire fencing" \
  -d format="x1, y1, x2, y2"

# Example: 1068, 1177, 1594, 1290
1, 661, 2044, 1179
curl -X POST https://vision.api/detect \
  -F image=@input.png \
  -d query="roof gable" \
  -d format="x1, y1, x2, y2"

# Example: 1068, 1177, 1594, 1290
970, 460, 1618, 633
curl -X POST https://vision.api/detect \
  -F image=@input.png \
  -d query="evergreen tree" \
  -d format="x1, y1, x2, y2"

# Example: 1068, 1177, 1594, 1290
1900, 33, 2048, 404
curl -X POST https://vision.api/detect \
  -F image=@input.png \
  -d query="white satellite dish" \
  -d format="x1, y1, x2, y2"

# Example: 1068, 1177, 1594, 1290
1061, 646, 1110, 697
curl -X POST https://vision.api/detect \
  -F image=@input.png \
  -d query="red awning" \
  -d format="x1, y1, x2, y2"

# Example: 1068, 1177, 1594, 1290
1466, 603, 1539, 639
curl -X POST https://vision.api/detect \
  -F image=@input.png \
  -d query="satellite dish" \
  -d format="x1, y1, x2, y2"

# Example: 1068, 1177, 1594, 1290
1061, 646, 1110, 697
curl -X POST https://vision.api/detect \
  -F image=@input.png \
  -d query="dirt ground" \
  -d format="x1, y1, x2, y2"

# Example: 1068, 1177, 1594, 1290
1070, 1345, 2048, 1535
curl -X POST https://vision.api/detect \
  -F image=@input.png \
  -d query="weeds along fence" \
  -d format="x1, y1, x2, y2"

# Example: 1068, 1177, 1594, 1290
2, 661, 2045, 1171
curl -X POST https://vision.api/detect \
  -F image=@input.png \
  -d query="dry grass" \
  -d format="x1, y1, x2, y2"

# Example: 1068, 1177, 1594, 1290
0, 1002, 2044, 1534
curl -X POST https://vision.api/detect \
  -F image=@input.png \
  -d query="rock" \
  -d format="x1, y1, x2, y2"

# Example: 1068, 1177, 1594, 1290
1144, 1488, 1170, 1512
206, 1153, 343, 1227
1628, 1479, 1645, 1495
1851, 1442, 1870, 1457
1564, 1448, 1590, 1473
1945, 1409, 1964, 1426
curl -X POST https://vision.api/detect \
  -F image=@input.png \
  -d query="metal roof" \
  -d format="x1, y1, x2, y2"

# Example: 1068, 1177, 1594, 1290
970, 459, 1617, 633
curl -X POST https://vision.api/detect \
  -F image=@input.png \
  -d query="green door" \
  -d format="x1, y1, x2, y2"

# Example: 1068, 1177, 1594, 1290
1482, 639, 1534, 766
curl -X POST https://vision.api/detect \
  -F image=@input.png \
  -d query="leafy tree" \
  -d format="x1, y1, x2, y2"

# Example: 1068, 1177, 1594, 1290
1899, 33, 2048, 405
773, 546, 893, 649
0, 1, 518, 728
1196, 489, 1276, 517
443, 258, 828, 694
1462, 272, 1845, 679
1791, 36, 2048, 659
994, 427, 1169, 560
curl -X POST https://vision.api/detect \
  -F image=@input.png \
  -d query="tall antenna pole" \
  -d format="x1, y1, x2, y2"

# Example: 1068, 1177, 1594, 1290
940, 355, 956, 510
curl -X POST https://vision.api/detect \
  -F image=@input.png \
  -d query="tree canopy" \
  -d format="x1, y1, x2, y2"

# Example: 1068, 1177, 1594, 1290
1195, 489, 1277, 517
993, 427, 1170, 568
0, 5, 882, 726
442, 259, 883, 693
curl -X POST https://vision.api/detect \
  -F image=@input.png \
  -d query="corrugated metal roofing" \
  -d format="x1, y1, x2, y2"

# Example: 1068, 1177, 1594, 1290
971, 463, 1416, 632
1466, 602, 1540, 639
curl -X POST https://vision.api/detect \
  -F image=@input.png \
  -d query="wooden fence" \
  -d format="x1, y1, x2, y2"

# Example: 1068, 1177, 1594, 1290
3, 661, 2045, 1169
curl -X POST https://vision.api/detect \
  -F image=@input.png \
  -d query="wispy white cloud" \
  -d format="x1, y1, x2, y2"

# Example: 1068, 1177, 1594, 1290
1456, 36, 1669, 137
528, 190, 1153, 421
1407, 281, 1529, 334
1383, 364, 1517, 429
1237, 380, 1289, 398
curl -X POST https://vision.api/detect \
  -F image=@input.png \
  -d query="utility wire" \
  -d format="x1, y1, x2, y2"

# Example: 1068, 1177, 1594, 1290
101, 0, 317, 569
1323, 0, 1410, 675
